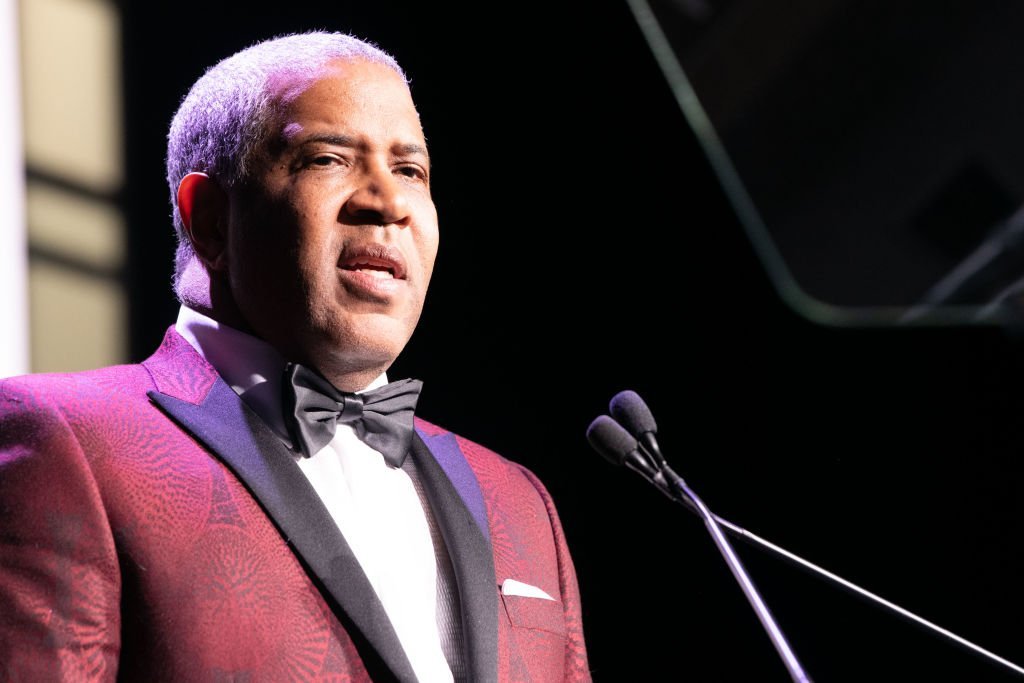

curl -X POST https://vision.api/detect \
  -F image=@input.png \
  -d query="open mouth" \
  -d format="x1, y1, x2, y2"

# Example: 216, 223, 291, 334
340, 260, 397, 279
338, 246, 407, 281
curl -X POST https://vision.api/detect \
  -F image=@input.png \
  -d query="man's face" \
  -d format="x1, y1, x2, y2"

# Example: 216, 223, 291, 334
224, 58, 438, 386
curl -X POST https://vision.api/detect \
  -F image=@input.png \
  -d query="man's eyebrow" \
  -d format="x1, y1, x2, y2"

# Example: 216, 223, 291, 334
291, 134, 428, 160
393, 142, 429, 159
292, 133, 357, 147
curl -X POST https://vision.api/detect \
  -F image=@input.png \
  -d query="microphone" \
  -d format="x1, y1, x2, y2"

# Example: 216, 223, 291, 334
609, 389, 668, 472
586, 415, 678, 504
589, 395, 814, 683
593, 389, 1024, 680
586, 413, 699, 509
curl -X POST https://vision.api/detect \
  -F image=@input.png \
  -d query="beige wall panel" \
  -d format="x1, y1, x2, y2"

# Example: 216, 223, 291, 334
21, 0, 122, 192
29, 260, 126, 372
1, 0, 28, 377
27, 179, 124, 270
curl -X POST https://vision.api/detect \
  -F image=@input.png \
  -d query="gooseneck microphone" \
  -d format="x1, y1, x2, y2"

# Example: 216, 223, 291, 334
609, 390, 668, 471
588, 389, 1024, 680
587, 411, 814, 683
586, 415, 663, 485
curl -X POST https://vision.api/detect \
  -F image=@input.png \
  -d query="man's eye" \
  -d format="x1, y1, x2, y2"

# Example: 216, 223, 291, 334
297, 153, 347, 170
396, 165, 427, 180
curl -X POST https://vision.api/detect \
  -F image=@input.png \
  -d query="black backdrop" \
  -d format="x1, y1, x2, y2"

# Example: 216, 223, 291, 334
117, 2, 1024, 680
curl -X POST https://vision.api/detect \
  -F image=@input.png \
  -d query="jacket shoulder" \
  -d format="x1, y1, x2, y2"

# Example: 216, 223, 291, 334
413, 416, 553, 500
414, 416, 512, 466
0, 363, 152, 411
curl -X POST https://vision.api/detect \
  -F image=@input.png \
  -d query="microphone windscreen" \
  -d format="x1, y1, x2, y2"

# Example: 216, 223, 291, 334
586, 415, 638, 466
609, 390, 657, 436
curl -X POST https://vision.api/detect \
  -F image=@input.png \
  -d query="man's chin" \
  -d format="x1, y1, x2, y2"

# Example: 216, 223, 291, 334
310, 321, 412, 370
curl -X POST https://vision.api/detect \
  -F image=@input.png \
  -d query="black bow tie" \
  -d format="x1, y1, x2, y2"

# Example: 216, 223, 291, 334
282, 362, 422, 467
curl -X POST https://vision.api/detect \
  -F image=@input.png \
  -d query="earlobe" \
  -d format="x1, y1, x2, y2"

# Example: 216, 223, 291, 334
177, 172, 229, 272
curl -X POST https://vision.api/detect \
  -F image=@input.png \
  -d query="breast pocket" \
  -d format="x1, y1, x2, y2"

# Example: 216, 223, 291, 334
500, 592, 567, 637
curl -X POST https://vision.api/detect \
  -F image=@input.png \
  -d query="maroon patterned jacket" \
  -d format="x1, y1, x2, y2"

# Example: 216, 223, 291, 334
0, 327, 591, 682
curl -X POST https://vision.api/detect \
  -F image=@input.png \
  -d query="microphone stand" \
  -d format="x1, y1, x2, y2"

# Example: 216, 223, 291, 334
593, 392, 1024, 679
711, 515, 1024, 677
638, 450, 1024, 679
655, 461, 814, 683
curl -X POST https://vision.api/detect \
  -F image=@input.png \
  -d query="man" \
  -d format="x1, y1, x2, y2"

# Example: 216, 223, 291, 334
0, 31, 591, 682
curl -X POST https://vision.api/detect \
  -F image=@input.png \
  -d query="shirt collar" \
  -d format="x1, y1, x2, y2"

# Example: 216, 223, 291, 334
174, 304, 387, 442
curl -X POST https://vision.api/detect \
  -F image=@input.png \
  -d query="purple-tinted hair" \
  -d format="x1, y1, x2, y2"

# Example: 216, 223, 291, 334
165, 30, 407, 298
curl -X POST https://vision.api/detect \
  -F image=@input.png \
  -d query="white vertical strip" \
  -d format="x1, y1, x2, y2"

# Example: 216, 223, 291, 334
0, 0, 28, 378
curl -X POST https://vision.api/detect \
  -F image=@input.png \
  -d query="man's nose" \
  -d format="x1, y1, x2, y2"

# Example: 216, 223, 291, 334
342, 165, 411, 226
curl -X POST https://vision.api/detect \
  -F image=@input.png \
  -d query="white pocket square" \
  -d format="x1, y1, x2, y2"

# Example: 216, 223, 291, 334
501, 578, 555, 600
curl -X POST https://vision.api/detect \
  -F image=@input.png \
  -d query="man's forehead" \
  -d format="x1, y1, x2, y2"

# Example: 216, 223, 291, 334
260, 63, 426, 157
267, 56, 405, 105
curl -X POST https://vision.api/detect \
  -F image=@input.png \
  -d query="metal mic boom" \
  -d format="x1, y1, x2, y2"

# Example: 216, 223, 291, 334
593, 390, 1024, 679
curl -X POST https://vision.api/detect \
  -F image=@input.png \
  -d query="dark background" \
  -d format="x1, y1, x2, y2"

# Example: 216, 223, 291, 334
115, 1, 1024, 680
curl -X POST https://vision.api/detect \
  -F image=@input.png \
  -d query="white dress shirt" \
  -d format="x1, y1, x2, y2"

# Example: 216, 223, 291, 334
175, 305, 457, 682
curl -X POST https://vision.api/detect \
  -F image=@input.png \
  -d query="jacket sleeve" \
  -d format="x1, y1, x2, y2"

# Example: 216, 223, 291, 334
0, 377, 121, 682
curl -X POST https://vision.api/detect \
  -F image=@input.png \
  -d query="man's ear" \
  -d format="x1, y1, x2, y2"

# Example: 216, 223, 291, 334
177, 172, 229, 272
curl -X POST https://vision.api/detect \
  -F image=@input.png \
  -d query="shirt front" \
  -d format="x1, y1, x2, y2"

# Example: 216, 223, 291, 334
175, 305, 459, 682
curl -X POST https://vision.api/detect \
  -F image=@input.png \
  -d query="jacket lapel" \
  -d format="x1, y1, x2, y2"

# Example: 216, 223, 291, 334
412, 429, 499, 683
148, 367, 417, 683
143, 327, 501, 683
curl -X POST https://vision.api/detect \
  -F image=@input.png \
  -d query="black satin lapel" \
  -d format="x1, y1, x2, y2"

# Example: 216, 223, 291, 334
411, 433, 499, 683
148, 380, 417, 683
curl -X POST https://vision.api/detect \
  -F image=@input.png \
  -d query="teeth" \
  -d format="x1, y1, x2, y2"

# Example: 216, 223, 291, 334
359, 268, 393, 278
341, 259, 397, 278
348, 263, 394, 278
